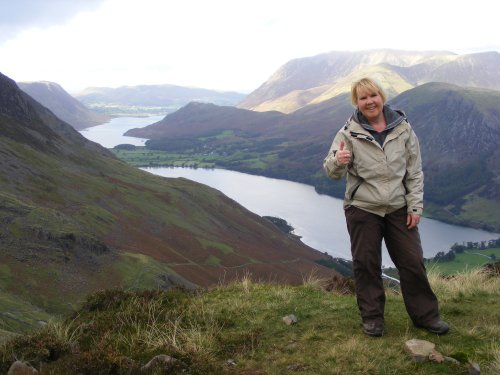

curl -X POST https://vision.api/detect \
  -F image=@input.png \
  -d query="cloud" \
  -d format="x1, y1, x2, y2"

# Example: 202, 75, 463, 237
1, 0, 499, 93
0, 0, 104, 42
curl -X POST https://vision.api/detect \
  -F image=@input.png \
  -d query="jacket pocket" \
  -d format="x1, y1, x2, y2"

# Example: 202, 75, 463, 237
347, 179, 364, 200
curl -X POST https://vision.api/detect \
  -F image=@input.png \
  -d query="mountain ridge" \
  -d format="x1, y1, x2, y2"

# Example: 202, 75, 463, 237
75, 84, 247, 116
18, 81, 110, 130
238, 49, 500, 113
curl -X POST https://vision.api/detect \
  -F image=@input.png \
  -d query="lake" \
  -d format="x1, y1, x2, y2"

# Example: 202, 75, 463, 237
142, 166, 499, 267
79, 115, 163, 148
80, 116, 500, 267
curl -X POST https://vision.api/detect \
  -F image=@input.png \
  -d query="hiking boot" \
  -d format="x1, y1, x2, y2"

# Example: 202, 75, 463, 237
415, 320, 449, 335
362, 322, 384, 337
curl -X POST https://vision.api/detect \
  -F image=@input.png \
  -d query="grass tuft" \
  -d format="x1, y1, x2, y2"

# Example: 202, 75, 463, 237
301, 270, 327, 291
427, 267, 500, 301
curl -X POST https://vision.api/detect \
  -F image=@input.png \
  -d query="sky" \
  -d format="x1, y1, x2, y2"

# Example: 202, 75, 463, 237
0, 0, 498, 94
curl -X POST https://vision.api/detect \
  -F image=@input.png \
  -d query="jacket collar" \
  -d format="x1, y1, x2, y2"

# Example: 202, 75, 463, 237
347, 113, 409, 144
353, 104, 405, 132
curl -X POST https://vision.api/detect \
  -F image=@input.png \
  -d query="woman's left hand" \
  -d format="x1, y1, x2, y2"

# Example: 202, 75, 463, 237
407, 214, 420, 229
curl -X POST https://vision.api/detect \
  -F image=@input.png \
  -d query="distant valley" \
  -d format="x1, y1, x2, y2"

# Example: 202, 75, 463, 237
75, 84, 246, 116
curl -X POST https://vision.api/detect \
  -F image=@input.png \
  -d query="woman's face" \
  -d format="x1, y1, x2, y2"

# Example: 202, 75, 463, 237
357, 89, 384, 122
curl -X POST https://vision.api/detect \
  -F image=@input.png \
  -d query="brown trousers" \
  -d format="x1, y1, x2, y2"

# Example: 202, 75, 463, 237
345, 206, 440, 326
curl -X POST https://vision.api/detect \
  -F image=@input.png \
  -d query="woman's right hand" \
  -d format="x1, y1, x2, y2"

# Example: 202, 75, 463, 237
336, 141, 351, 165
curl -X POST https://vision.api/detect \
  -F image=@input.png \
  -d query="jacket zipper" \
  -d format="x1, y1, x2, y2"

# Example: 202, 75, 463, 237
349, 131, 374, 142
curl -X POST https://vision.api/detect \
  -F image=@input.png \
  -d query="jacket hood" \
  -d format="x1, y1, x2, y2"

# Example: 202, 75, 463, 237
353, 105, 406, 131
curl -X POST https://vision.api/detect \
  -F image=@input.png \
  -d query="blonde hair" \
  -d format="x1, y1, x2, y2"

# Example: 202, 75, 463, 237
351, 78, 387, 106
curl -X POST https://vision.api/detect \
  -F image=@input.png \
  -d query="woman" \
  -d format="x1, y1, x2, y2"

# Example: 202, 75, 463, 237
323, 78, 448, 337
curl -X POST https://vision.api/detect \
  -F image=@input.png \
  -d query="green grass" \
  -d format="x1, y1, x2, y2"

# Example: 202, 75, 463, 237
1, 269, 499, 374
460, 194, 500, 229
214, 130, 236, 139
426, 248, 500, 275
112, 148, 217, 168
110, 252, 184, 291
111, 146, 277, 172
198, 239, 234, 255
205, 255, 222, 266
0, 290, 54, 334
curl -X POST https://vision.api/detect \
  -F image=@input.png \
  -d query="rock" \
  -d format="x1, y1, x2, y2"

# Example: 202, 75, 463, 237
468, 362, 481, 375
287, 363, 308, 371
141, 354, 184, 372
429, 349, 444, 363
7, 361, 38, 375
404, 339, 435, 362
282, 314, 298, 325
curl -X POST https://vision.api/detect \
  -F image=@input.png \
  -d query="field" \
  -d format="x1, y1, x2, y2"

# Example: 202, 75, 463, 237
425, 248, 500, 275
112, 144, 281, 173
112, 147, 218, 168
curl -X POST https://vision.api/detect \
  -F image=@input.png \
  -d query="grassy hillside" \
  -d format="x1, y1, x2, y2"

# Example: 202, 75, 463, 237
0, 72, 338, 335
1, 269, 499, 374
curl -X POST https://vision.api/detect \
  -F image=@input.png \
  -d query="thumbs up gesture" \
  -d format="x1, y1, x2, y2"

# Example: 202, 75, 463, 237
337, 141, 351, 166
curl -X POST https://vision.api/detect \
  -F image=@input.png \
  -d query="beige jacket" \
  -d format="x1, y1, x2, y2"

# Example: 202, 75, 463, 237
323, 112, 423, 217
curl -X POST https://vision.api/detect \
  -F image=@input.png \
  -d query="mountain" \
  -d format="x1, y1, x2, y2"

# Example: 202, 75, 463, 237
425, 51, 500, 89
388, 83, 500, 221
75, 84, 247, 116
17, 81, 110, 130
238, 50, 500, 113
125, 83, 500, 232
0, 71, 336, 333
126, 101, 286, 138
